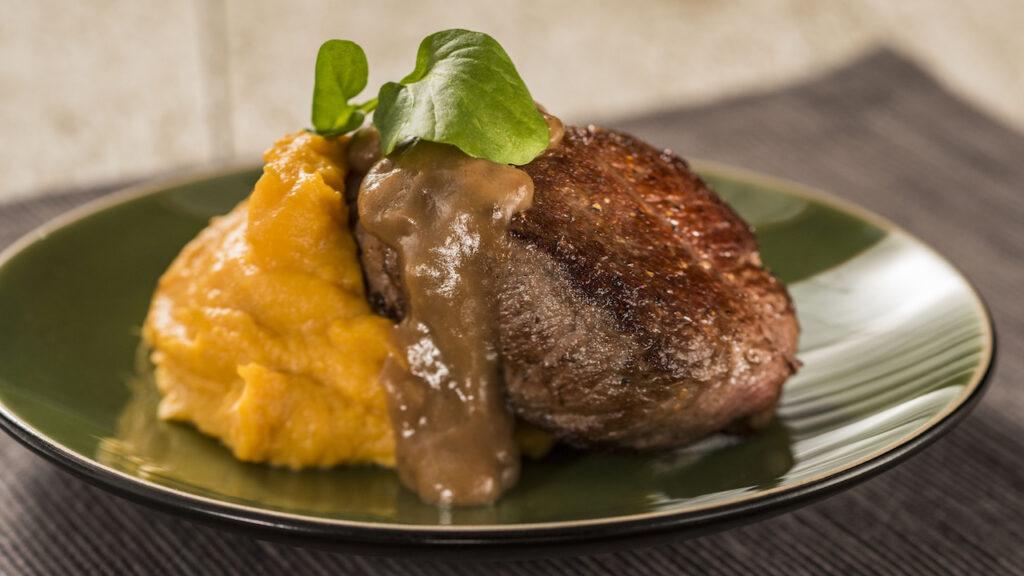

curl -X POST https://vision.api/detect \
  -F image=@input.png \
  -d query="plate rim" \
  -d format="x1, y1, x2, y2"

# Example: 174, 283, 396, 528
0, 161, 997, 552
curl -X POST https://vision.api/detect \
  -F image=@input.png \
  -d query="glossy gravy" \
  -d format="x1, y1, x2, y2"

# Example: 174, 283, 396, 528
358, 141, 535, 505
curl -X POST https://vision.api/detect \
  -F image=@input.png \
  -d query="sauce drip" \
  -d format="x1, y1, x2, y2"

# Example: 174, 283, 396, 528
358, 141, 534, 505
539, 106, 565, 149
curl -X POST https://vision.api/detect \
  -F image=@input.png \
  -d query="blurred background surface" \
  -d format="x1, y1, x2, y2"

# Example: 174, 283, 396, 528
2, 0, 1022, 201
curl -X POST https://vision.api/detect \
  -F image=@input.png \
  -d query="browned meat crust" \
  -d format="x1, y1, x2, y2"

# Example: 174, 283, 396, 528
358, 125, 799, 450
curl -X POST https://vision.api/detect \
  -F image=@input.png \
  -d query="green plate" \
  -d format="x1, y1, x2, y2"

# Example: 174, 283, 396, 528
0, 163, 993, 557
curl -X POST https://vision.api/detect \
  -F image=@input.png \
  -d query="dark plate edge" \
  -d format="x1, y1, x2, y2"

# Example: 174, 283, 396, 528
0, 327, 994, 559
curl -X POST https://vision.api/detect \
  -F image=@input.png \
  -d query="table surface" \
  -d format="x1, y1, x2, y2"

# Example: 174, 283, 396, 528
1, 50, 1022, 575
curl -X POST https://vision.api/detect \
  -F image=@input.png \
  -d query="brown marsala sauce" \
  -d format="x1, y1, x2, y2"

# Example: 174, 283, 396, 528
357, 148, 537, 506
357, 110, 561, 506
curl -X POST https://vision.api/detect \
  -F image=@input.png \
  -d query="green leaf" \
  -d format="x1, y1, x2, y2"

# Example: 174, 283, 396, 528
311, 40, 376, 136
374, 29, 549, 165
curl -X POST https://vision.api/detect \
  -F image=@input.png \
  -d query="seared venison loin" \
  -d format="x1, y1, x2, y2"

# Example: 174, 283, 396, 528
357, 125, 799, 451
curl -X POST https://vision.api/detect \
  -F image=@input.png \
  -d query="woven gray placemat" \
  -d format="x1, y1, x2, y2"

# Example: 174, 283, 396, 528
1, 50, 1022, 575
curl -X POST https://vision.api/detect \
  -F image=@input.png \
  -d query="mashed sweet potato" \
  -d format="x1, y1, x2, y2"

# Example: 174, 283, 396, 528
143, 131, 397, 468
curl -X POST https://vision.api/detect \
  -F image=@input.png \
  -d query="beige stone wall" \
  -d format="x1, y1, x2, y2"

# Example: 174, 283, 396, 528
3, 0, 1022, 201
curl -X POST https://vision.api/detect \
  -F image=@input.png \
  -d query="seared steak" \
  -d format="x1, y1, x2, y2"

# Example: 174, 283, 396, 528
357, 125, 799, 450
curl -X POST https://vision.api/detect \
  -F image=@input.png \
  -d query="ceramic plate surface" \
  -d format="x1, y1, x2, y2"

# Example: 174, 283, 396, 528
0, 163, 993, 557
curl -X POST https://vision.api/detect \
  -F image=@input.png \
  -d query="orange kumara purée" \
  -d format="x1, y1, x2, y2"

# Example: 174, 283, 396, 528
143, 132, 397, 469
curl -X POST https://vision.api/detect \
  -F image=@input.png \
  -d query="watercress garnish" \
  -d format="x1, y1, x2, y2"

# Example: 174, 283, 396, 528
310, 30, 549, 166
375, 30, 549, 165
310, 40, 376, 137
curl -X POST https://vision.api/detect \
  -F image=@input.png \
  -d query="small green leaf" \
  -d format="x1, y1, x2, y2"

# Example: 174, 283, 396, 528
374, 29, 549, 165
311, 40, 376, 136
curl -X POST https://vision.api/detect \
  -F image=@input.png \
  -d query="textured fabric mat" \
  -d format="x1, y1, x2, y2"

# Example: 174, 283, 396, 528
1, 50, 1022, 575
